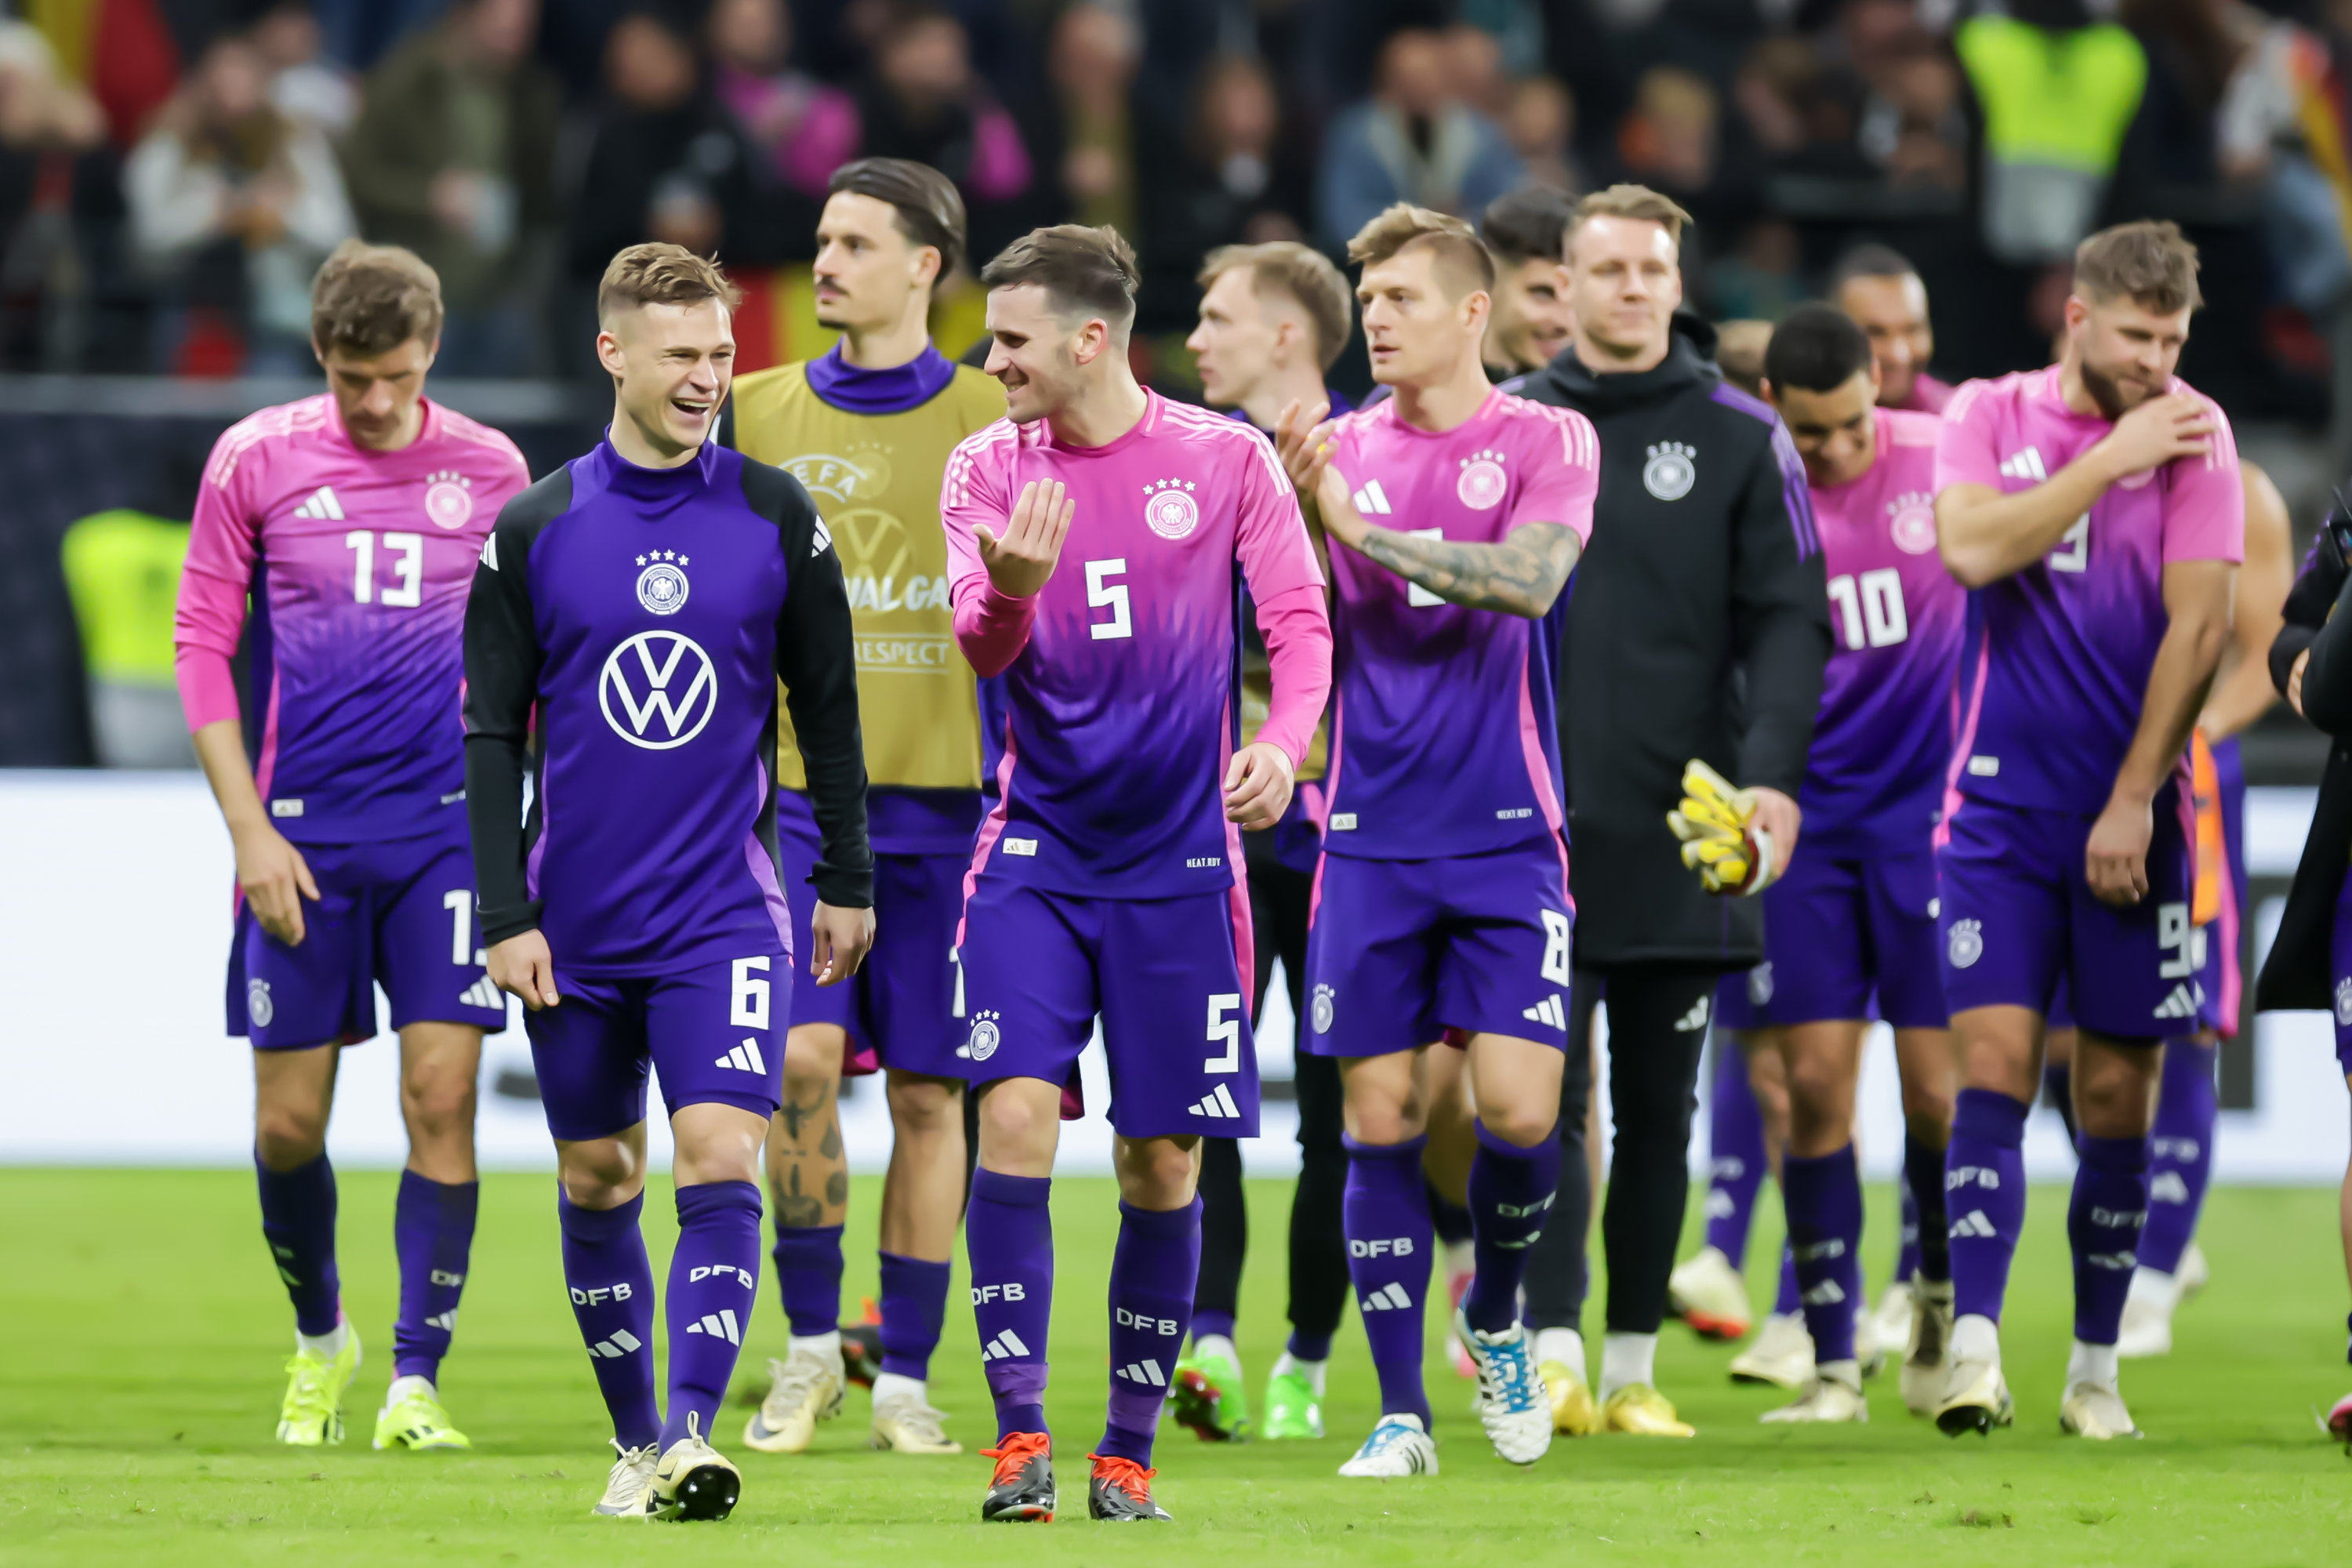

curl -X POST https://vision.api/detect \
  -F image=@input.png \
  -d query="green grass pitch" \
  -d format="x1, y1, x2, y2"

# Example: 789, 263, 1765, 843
4, 1168, 2347, 1565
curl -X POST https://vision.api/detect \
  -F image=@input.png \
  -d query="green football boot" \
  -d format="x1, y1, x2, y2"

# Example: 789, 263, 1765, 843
1261, 1366, 1326, 1441
276, 1328, 362, 1445
372, 1375, 473, 1450
1168, 1345, 1251, 1441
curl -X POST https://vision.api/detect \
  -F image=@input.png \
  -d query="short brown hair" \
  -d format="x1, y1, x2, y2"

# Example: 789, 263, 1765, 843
1567, 183, 1694, 249
597, 243, 742, 325
980, 223, 1140, 332
2074, 220, 2202, 314
310, 240, 443, 355
1346, 203, 1495, 299
1197, 241, 1354, 373
829, 157, 968, 280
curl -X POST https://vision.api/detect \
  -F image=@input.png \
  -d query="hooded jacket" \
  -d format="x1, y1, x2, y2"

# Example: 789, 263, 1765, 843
1515, 313, 1831, 969
2257, 538, 2351, 1012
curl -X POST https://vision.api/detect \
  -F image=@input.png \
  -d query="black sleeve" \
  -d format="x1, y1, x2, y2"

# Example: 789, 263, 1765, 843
744, 461, 874, 908
1727, 428, 1832, 796
2297, 567, 2352, 738
463, 474, 566, 946
2272, 537, 2346, 696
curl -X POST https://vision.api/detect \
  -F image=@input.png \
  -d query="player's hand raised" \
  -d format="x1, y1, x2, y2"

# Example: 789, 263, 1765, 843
974, 479, 1073, 599
232, 819, 320, 947
1272, 398, 1334, 493
488, 930, 560, 1010
2085, 791, 2154, 906
1223, 740, 1297, 831
2097, 392, 2214, 481
810, 902, 876, 986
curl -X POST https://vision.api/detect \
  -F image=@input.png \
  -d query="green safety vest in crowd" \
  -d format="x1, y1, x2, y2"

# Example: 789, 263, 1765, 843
60, 509, 191, 687
1957, 16, 2148, 263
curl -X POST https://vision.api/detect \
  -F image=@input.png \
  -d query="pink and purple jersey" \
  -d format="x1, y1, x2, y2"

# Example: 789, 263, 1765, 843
176, 396, 528, 842
1936, 367, 2243, 815
943, 390, 1328, 899
1318, 390, 1599, 860
1802, 407, 1965, 845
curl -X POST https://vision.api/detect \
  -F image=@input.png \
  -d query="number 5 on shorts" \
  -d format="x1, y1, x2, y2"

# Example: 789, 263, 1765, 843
1204, 993, 1243, 1073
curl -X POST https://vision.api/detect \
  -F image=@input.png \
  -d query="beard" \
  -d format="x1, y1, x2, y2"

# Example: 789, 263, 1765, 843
2078, 356, 2158, 421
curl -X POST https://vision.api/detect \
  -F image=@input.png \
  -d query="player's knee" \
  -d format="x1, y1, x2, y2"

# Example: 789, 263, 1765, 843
1116, 1138, 1198, 1207
1900, 1084, 1955, 1133
254, 1112, 327, 1170
887, 1075, 959, 1135
1477, 1102, 1556, 1149
975, 1084, 1054, 1161
401, 1073, 477, 1140
781, 1036, 841, 1097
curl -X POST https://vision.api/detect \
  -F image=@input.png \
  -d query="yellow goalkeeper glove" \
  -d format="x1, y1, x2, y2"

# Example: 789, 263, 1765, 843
1666, 759, 1779, 896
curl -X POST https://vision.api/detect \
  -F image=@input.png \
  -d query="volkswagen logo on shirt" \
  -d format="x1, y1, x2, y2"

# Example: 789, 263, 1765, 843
599, 630, 717, 750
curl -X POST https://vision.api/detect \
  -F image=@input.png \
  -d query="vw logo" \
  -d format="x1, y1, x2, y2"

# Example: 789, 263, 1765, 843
599, 630, 717, 750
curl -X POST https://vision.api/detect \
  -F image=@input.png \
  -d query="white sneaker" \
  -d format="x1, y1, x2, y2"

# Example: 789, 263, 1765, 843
2177, 1239, 2209, 1298
1728, 1312, 1813, 1391
1337, 1413, 1439, 1477
2116, 1269, 2179, 1359
1933, 1353, 2014, 1437
1865, 1279, 1915, 1366
870, 1385, 961, 1454
1667, 1246, 1753, 1341
1760, 1366, 1868, 1424
2060, 1380, 2143, 1440
651, 1414, 742, 1520
1900, 1279, 1955, 1417
593, 1441, 660, 1518
742, 1344, 845, 1454
1453, 1310, 1552, 1465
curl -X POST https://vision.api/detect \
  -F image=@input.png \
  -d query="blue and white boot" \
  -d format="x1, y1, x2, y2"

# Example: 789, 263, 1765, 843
1454, 1308, 1552, 1465
1336, 1412, 1439, 1477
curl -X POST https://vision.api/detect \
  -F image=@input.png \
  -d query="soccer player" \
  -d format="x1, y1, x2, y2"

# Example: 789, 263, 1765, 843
1478, 186, 1575, 378
174, 240, 529, 1451
943, 224, 1330, 1523
1176, 239, 1359, 1443
1931, 221, 2241, 1440
723, 158, 1004, 1457
464, 245, 873, 1520
1832, 244, 1954, 415
1730, 305, 1966, 1421
1281, 204, 1600, 1475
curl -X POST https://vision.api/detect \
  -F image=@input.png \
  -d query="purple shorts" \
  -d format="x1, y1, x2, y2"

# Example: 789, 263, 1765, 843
1300, 838, 1575, 1059
525, 950, 789, 1140
228, 826, 507, 1050
778, 811, 966, 1080
2329, 864, 2352, 1077
1709, 840, 1944, 1032
1936, 787, 2194, 1042
955, 877, 1258, 1138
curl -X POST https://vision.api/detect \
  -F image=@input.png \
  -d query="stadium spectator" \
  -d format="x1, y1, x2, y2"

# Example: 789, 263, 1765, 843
86, 0, 181, 148
1955, 0, 2148, 263
1316, 27, 1523, 252
1608, 65, 1760, 242
1136, 53, 1308, 325
1048, 2, 1139, 234
343, 0, 558, 376
565, 11, 799, 302
124, 33, 354, 374
252, 2, 355, 140
1504, 74, 1582, 193
0, 21, 118, 370
708, 0, 857, 199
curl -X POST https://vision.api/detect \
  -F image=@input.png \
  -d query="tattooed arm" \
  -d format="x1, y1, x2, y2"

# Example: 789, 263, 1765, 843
1349, 517, 1583, 617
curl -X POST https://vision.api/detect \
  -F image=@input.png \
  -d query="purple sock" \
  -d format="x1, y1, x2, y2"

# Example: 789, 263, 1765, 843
1462, 1121, 1559, 1334
876, 1251, 951, 1381
662, 1181, 764, 1450
1893, 1164, 1923, 1286
2140, 1041, 2216, 1276
1774, 1245, 1800, 1316
1191, 1309, 1236, 1342
1783, 1145, 1864, 1363
557, 1190, 660, 1450
770, 1222, 844, 1339
1947, 1089, 2030, 1323
2070, 1134, 2151, 1345
1905, 1132, 1951, 1284
391, 1171, 477, 1380
1343, 1134, 1433, 1426
967, 1168, 1054, 1439
1704, 1044, 1767, 1266
1100, 1197, 1201, 1465
2042, 1062, 2078, 1145
256, 1150, 339, 1336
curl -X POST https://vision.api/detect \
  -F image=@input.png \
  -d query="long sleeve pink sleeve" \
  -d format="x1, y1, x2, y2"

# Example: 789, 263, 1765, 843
941, 425, 1039, 677
950, 572, 1040, 679
2161, 393, 2245, 564
173, 437, 260, 731
1252, 583, 1332, 769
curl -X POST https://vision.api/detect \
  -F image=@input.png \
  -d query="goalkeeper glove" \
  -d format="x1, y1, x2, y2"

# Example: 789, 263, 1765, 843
1666, 759, 1780, 896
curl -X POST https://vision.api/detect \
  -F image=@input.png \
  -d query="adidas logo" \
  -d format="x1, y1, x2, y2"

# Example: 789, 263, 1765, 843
1998, 447, 2047, 482
1188, 1083, 1243, 1120
1949, 1210, 1998, 1239
425, 1309, 457, 1331
2153, 984, 2199, 1021
588, 1328, 643, 1359
811, 517, 833, 557
292, 485, 346, 521
1351, 478, 1394, 514
1673, 996, 1711, 1033
1522, 993, 1566, 1030
1800, 1279, 1846, 1306
715, 1037, 771, 1074
459, 975, 503, 1010
685, 1309, 742, 1344
1115, 1359, 1167, 1387
2150, 1171, 2190, 1205
1358, 1282, 1414, 1312
980, 1329, 1030, 1362
1793, 1237, 1846, 1262
2085, 1250, 2137, 1272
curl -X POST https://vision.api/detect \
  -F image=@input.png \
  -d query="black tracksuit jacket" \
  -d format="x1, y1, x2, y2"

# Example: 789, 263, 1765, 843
1515, 314, 1832, 970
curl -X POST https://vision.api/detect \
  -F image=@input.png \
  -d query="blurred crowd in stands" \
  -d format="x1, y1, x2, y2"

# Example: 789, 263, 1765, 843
0, 0, 2345, 416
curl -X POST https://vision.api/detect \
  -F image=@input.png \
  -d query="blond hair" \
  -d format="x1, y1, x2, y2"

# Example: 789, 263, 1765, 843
1345, 203, 1494, 298
2074, 220, 2202, 314
310, 240, 443, 355
1197, 241, 1355, 372
597, 243, 741, 325
1568, 183, 1695, 249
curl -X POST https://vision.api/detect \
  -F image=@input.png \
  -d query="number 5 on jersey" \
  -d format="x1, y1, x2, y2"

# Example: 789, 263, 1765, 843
1087, 557, 1131, 641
